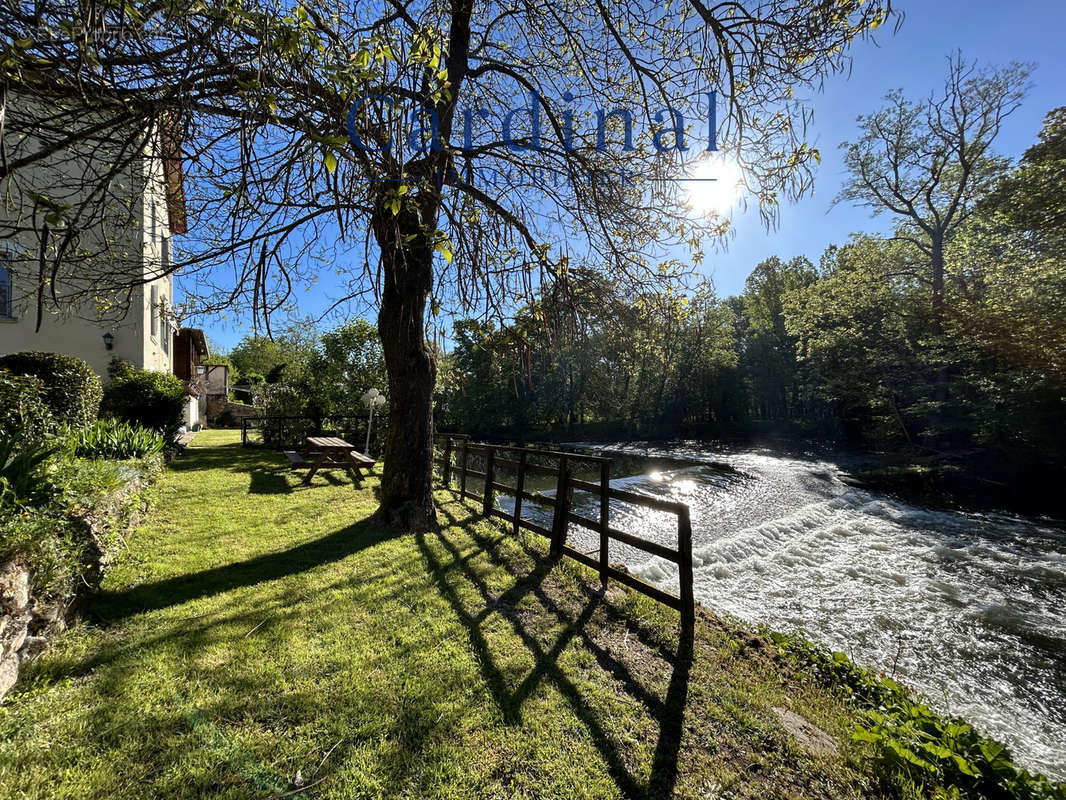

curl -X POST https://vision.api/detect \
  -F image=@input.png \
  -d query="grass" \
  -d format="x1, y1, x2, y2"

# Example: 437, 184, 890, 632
0, 429, 888, 799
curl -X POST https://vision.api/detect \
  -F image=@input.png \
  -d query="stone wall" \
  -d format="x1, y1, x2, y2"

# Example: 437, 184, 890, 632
0, 561, 51, 699
0, 459, 158, 701
206, 398, 259, 426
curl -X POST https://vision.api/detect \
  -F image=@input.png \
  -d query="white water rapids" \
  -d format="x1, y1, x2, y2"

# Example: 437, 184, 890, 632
561, 443, 1066, 780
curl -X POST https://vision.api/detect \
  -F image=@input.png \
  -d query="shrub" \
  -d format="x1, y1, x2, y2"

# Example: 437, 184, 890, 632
107, 357, 136, 381
0, 352, 102, 428
102, 367, 188, 444
65, 419, 165, 460
770, 632, 1066, 800
0, 431, 61, 507
261, 383, 310, 446
0, 370, 56, 442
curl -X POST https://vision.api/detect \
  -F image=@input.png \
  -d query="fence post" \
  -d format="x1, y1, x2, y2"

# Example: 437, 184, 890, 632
482, 447, 496, 516
513, 450, 527, 536
241, 418, 247, 447
678, 507, 695, 637
442, 436, 452, 489
550, 456, 572, 559
460, 439, 469, 499
599, 460, 611, 589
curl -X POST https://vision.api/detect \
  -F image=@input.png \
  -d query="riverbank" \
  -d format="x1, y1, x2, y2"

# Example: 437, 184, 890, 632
841, 454, 1066, 518
1, 431, 1061, 798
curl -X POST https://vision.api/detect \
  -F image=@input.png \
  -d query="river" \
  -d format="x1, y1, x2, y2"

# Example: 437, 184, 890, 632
559, 442, 1066, 780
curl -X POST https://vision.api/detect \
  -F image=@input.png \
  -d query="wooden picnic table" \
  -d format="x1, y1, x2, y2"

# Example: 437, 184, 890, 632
285, 436, 375, 486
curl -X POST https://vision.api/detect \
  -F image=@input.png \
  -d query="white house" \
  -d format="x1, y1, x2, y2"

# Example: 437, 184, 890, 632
0, 100, 201, 424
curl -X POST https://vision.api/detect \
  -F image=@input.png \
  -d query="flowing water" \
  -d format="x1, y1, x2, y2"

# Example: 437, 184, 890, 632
556, 442, 1066, 780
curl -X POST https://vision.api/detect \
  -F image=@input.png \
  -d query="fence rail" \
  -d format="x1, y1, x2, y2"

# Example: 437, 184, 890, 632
433, 433, 695, 636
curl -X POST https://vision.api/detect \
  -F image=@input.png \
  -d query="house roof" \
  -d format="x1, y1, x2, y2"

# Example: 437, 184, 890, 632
180, 327, 209, 358
161, 116, 187, 235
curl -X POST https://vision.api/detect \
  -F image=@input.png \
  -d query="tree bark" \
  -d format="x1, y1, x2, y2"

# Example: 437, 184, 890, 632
372, 198, 439, 532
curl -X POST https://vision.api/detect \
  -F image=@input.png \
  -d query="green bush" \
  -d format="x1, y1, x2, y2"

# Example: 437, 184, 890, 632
65, 419, 165, 460
0, 370, 56, 442
102, 367, 188, 444
0, 352, 102, 429
107, 357, 136, 381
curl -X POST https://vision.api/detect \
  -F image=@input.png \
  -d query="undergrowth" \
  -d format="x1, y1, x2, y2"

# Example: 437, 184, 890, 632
769, 632, 1066, 800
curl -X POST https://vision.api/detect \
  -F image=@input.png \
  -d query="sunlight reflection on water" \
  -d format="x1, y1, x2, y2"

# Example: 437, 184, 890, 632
559, 442, 1066, 780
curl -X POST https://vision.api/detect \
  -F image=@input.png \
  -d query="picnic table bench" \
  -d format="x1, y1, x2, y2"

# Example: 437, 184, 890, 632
284, 436, 375, 485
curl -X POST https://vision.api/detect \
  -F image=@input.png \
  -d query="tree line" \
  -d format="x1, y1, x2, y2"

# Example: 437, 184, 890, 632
437, 102, 1066, 498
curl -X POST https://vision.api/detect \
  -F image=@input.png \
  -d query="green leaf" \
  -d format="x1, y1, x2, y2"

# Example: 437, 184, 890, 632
324, 152, 338, 175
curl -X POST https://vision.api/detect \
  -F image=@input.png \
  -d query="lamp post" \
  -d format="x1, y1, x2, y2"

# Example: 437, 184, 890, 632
361, 388, 386, 456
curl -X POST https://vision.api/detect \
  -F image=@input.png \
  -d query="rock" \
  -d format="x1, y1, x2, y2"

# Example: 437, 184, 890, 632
0, 655, 18, 700
0, 561, 31, 613
18, 636, 49, 661
771, 706, 839, 756
0, 614, 29, 659
30, 601, 67, 635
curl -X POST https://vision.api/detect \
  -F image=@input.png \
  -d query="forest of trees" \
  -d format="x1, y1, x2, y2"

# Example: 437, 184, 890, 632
436, 104, 1066, 502
209, 61, 1064, 513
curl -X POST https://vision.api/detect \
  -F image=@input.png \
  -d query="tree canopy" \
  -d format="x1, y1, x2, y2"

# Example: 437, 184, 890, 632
1, 0, 895, 527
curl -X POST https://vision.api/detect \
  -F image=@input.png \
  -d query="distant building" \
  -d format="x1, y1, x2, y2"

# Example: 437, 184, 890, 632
172, 328, 212, 429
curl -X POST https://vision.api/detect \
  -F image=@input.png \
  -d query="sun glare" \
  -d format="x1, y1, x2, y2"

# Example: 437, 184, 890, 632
683, 155, 744, 218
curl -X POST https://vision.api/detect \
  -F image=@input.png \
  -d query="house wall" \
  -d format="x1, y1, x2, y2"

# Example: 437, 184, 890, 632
0, 105, 176, 380
183, 395, 201, 429
203, 364, 229, 396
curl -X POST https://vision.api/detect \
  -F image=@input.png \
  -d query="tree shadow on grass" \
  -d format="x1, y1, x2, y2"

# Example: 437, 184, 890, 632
94, 517, 397, 624
422, 501, 693, 800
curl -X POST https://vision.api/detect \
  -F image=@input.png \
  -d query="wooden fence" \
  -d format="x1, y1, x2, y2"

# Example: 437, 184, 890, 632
433, 433, 695, 636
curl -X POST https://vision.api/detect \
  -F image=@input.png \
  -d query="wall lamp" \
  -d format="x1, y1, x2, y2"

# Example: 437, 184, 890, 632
103, 331, 115, 351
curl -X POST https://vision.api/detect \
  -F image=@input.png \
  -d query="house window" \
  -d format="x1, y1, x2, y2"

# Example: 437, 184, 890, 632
161, 298, 170, 355
0, 265, 12, 319
161, 236, 171, 270
150, 284, 159, 338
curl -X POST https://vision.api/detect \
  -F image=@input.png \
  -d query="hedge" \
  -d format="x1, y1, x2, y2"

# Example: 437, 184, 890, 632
102, 367, 188, 443
0, 352, 102, 429
0, 370, 56, 442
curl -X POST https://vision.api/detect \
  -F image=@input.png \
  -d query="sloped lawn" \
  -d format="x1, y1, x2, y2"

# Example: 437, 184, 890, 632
0, 429, 885, 799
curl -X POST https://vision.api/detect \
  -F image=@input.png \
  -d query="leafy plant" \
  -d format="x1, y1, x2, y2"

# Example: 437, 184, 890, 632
65, 419, 165, 460
101, 367, 187, 445
768, 631, 1066, 800
0, 430, 61, 506
0, 352, 102, 429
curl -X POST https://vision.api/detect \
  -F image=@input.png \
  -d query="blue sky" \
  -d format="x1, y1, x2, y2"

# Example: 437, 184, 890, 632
185, 0, 1066, 352
708, 0, 1066, 297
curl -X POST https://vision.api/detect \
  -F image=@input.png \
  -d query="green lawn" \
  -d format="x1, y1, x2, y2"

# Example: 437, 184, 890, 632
0, 430, 885, 799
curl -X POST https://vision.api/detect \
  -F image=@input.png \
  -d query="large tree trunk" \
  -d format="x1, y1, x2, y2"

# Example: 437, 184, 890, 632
372, 199, 438, 532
